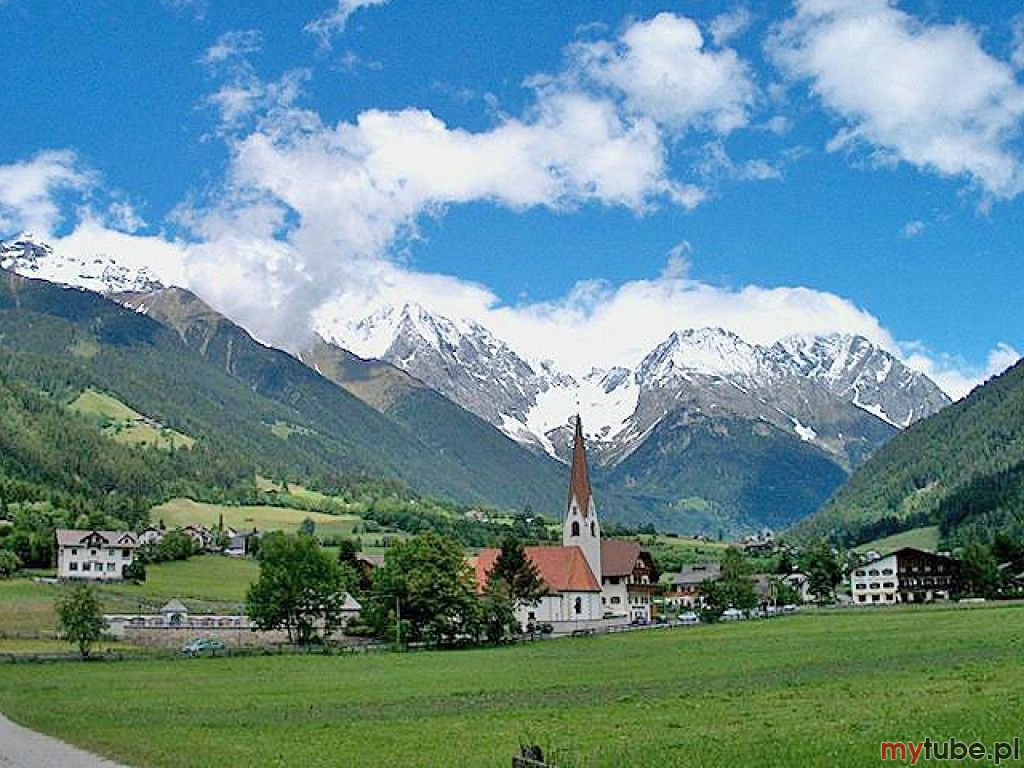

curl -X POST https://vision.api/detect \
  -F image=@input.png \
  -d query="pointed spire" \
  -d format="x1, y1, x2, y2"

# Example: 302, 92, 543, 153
567, 414, 593, 518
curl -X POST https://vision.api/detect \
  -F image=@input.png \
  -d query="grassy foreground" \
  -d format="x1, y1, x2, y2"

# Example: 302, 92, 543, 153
2, 605, 1024, 767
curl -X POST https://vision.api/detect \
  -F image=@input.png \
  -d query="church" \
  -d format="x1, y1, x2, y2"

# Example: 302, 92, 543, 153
473, 416, 657, 630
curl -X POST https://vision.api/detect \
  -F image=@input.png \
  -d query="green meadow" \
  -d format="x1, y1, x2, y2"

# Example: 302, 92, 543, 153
856, 525, 942, 555
1, 604, 1022, 767
0, 556, 257, 637
150, 498, 362, 538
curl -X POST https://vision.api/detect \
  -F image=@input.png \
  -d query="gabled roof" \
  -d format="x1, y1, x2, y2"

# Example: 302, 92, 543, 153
567, 415, 593, 517
670, 562, 721, 587
473, 545, 601, 593
357, 553, 385, 568
55, 529, 138, 548
160, 599, 188, 614
601, 539, 643, 577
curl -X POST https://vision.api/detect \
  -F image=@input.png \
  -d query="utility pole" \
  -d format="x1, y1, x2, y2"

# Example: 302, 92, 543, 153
395, 596, 402, 651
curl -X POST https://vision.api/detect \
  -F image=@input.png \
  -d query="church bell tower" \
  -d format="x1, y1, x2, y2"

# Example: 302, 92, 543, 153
562, 415, 601, 583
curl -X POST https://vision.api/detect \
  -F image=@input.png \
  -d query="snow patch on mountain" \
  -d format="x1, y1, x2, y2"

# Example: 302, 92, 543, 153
0, 233, 179, 294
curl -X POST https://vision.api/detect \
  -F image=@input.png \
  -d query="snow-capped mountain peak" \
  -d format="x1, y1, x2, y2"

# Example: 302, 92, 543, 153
0, 233, 168, 294
770, 333, 950, 427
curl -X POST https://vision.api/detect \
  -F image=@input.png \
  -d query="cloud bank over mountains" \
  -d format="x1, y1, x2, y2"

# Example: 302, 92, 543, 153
0, 3, 1021, 399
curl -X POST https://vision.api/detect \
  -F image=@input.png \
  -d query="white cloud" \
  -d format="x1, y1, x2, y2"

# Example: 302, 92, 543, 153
182, 14, 762, 344
710, 7, 752, 47
51, 214, 189, 287
105, 201, 146, 233
305, 0, 388, 48
901, 219, 925, 238
769, 0, 1024, 198
567, 13, 756, 135
0, 150, 95, 236
200, 30, 262, 68
901, 341, 1020, 399
1012, 15, 1024, 70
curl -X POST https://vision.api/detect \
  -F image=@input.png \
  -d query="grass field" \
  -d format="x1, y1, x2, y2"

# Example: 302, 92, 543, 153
1, 605, 1022, 767
856, 525, 941, 555
68, 388, 194, 450
0, 557, 257, 637
150, 498, 362, 537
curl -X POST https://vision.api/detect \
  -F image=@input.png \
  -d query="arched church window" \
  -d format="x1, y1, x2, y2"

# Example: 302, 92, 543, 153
571, 521, 580, 537
574, 597, 582, 615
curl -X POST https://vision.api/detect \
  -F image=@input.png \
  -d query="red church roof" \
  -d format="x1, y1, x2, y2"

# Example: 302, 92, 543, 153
567, 415, 593, 517
473, 545, 601, 593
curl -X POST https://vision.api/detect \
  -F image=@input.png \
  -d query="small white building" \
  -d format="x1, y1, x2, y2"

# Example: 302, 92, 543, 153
56, 529, 139, 581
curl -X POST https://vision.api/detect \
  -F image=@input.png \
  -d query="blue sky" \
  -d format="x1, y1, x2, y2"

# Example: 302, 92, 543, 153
1, 0, 1023, 394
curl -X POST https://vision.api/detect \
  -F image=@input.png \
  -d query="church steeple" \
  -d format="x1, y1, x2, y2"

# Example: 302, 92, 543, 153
563, 415, 601, 582
567, 414, 593, 517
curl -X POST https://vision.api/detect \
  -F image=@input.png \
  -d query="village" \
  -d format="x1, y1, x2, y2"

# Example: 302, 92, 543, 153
20, 417, 992, 657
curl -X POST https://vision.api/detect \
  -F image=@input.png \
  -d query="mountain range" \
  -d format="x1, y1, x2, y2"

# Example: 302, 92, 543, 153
0, 234, 953, 533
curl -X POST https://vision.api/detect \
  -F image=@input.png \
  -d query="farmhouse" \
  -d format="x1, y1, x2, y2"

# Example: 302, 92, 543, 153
56, 529, 138, 581
474, 417, 655, 629
600, 539, 658, 622
665, 562, 721, 609
851, 547, 957, 605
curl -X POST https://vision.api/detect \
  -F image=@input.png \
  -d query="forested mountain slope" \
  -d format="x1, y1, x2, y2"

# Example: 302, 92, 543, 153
797, 358, 1024, 545
0, 272, 565, 517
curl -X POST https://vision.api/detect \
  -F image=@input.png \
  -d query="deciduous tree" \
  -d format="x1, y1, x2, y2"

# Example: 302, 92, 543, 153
246, 532, 355, 645
56, 584, 106, 658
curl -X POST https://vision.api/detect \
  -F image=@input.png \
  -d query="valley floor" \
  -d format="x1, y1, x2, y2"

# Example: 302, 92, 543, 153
0, 604, 1022, 767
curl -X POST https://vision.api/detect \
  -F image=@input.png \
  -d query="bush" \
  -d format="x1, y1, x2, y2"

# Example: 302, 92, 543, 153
0, 550, 21, 578
123, 559, 146, 583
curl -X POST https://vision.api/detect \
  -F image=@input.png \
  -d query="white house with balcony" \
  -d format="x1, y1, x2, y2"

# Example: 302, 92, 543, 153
851, 547, 957, 605
56, 529, 139, 581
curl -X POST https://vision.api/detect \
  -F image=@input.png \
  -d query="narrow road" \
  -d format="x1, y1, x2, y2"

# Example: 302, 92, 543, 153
0, 713, 129, 768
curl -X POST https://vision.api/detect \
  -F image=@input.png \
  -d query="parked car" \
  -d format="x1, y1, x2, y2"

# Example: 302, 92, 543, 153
782, 604, 800, 614
181, 637, 227, 657
721, 608, 744, 621
677, 611, 699, 626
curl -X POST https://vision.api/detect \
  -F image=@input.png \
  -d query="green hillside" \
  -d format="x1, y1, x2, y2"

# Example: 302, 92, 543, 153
300, 337, 567, 513
797, 358, 1024, 545
0, 272, 566, 520
117, 287, 567, 514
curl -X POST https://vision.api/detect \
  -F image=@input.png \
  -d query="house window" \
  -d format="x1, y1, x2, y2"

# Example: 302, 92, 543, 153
868, 569, 879, 576
106, 563, 116, 572
90, 549, 97, 556
855, 570, 866, 577
882, 568, 893, 575
856, 583, 866, 590
82, 563, 91, 572
122, 548, 131, 558
610, 596, 621, 604
883, 582, 894, 588
574, 597, 582, 615
571, 521, 580, 537
590, 521, 595, 536
857, 595, 866, 603
69, 562, 78, 572
528, 611, 536, 620
869, 583, 880, 590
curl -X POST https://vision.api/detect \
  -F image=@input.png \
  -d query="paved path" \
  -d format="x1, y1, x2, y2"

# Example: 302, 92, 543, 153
0, 713, 129, 768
